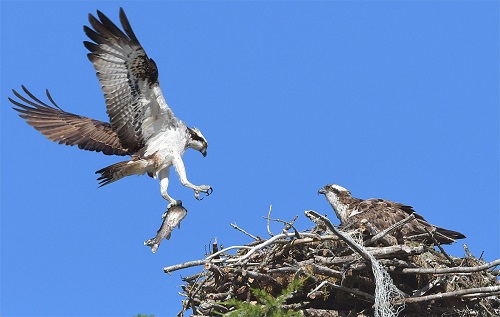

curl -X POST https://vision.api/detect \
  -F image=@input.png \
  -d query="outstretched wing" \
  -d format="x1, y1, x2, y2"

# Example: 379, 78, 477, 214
10, 86, 129, 156
84, 8, 175, 154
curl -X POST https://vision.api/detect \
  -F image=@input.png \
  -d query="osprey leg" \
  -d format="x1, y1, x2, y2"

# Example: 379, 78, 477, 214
172, 155, 212, 200
159, 168, 182, 210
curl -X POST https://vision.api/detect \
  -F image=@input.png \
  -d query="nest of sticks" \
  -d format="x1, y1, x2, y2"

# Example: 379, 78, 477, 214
165, 209, 500, 317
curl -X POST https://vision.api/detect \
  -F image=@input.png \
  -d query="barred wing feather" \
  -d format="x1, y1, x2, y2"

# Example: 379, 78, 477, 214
84, 8, 175, 154
10, 86, 128, 156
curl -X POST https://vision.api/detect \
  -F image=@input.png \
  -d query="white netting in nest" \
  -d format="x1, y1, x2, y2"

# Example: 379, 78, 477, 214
368, 249, 406, 317
339, 226, 406, 317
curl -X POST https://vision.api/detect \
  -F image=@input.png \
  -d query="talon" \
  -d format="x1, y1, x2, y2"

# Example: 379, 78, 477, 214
207, 187, 213, 196
166, 200, 182, 215
194, 191, 202, 201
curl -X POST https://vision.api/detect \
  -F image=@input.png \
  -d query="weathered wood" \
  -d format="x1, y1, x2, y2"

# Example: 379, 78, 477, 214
398, 285, 500, 304
399, 258, 500, 274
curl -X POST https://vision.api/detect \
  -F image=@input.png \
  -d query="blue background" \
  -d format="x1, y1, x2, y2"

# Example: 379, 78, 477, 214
1, 1, 498, 316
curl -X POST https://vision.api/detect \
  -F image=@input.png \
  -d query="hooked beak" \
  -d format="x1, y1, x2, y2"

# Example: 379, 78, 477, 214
317, 187, 327, 195
201, 149, 207, 157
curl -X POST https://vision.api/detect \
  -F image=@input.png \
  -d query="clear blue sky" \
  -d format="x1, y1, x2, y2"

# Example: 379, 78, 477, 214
1, 1, 498, 316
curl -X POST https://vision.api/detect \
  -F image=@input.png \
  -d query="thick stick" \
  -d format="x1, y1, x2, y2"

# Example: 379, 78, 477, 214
396, 285, 500, 304
400, 258, 500, 275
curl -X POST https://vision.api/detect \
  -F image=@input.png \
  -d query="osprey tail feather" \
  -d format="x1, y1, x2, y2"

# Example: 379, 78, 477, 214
408, 221, 466, 245
96, 159, 154, 187
433, 227, 466, 244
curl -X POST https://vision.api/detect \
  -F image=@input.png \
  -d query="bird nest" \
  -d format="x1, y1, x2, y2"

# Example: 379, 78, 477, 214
165, 210, 500, 317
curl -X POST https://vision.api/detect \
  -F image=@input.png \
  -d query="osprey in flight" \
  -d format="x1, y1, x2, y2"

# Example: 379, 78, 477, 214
318, 184, 465, 245
9, 8, 212, 207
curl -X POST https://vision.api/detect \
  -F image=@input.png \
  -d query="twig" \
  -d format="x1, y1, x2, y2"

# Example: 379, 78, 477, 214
230, 268, 281, 286
308, 263, 343, 279
463, 244, 474, 258
362, 220, 395, 246
170, 232, 331, 272
206, 245, 253, 260
230, 223, 260, 241
288, 234, 338, 246
267, 205, 273, 237
164, 260, 210, 274
229, 232, 326, 264
396, 285, 500, 304
479, 301, 496, 317
301, 308, 346, 316
305, 210, 371, 263
307, 281, 329, 298
349, 258, 415, 272
364, 214, 416, 246
315, 245, 425, 266
181, 271, 209, 283
268, 267, 299, 274
227, 232, 324, 264
328, 283, 375, 303
308, 280, 375, 303
284, 215, 298, 231
179, 272, 209, 317
462, 291, 500, 299
282, 215, 301, 238
232, 232, 292, 264
424, 228, 455, 266
264, 213, 301, 238
208, 292, 231, 301
400, 258, 500, 275
205, 263, 224, 278
281, 302, 310, 310
411, 276, 444, 297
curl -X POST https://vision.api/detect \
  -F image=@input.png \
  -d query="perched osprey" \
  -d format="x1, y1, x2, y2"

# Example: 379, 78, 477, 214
318, 184, 466, 245
9, 8, 212, 207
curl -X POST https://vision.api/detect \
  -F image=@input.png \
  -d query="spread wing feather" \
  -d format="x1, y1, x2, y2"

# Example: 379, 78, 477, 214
84, 8, 175, 153
10, 86, 128, 156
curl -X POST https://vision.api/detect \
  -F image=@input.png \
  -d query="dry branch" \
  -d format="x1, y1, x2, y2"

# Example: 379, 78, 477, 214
230, 223, 260, 241
164, 260, 209, 274
399, 258, 500, 275
398, 285, 500, 304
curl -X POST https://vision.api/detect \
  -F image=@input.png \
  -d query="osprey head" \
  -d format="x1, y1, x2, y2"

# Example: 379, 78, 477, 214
187, 127, 208, 157
318, 184, 353, 224
318, 184, 351, 197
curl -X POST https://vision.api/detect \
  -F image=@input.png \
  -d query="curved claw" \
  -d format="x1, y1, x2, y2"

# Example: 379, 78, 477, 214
194, 191, 203, 201
194, 186, 213, 201
165, 200, 183, 217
